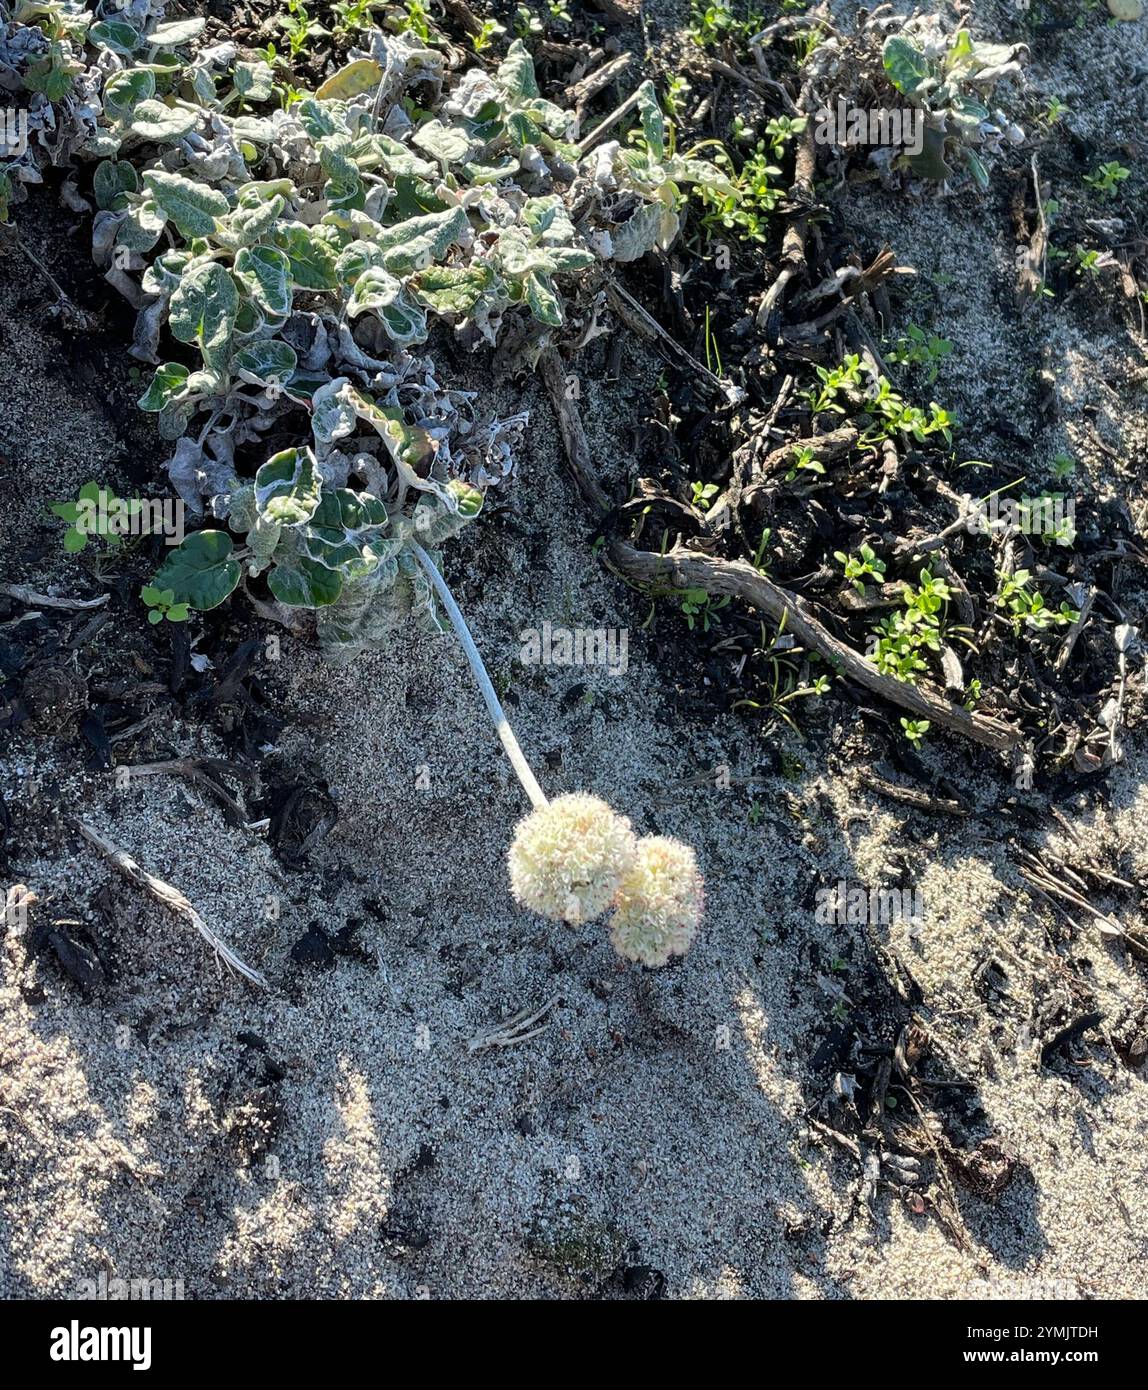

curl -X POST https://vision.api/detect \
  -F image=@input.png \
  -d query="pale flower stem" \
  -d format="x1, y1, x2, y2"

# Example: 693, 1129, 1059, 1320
412, 542, 549, 812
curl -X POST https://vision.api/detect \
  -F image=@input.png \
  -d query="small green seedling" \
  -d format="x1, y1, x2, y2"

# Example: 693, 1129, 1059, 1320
887, 323, 953, 383
869, 568, 967, 683
277, 0, 327, 59
663, 75, 691, 118
900, 718, 930, 747
513, 4, 543, 38
733, 616, 831, 733
752, 526, 773, 573
835, 543, 887, 594
140, 585, 190, 624
807, 354, 864, 414
49, 481, 140, 553
1072, 246, 1104, 275
695, 122, 804, 244
471, 18, 505, 52
995, 569, 1080, 631
680, 587, 730, 631
1050, 453, 1076, 481
862, 374, 955, 445
1084, 162, 1130, 198
690, 480, 720, 508
786, 445, 826, 481
687, 1, 764, 49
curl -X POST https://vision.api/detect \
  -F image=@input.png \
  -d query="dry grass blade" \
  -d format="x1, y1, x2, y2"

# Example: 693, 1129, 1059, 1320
468, 994, 561, 1052
72, 819, 268, 989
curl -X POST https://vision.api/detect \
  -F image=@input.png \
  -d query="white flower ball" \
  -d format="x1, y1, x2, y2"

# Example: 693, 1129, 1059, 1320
609, 836, 703, 968
508, 793, 637, 924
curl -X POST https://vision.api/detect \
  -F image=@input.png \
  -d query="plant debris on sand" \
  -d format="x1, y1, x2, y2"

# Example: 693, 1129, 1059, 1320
1, 0, 1147, 1301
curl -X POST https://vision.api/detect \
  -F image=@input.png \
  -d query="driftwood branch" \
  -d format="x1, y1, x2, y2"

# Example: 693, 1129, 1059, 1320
608, 541, 1022, 750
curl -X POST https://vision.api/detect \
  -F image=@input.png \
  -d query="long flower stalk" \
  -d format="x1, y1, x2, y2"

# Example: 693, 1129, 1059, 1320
411, 541, 548, 811
411, 542, 702, 962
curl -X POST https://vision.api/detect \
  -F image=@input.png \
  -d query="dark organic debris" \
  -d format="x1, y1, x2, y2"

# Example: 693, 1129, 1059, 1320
290, 923, 336, 971
268, 782, 339, 867
22, 660, 88, 735
1041, 1011, 1105, 1067
29, 914, 107, 992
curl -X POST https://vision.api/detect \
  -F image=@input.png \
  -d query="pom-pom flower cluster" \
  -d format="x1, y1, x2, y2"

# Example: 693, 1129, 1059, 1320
508, 795, 702, 967
508, 793, 636, 926
609, 836, 704, 968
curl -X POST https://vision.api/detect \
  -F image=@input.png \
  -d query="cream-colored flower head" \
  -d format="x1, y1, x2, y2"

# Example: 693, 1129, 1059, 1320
609, 835, 703, 967
508, 793, 637, 924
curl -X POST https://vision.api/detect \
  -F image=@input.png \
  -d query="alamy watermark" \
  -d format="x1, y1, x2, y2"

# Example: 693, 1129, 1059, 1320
815, 878, 925, 928
75, 493, 186, 546
960, 491, 1076, 544
50, 1323, 152, 1371
75, 1272, 184, 1301
1, 107, 28, 158
814, 98, 924, 158
519, 622, 628, 676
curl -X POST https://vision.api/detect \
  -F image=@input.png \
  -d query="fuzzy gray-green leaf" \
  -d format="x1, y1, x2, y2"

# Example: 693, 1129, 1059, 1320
143, 169, 229, 237
152, 530, 240, 611
255, 446, 323, 527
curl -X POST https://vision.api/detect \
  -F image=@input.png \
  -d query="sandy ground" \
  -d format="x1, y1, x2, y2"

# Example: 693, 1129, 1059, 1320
1, 1, 1147, 1299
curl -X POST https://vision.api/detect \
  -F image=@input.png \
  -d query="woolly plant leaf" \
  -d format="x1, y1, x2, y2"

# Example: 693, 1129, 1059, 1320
408, 263, 494, 315
346, 268, 428, 345
152, 530, 241, 611
231, 338, 298, 387
169, 262, 239, 366
255, 446, 322, 526
883, 36, 933, 96
143, 169, 229, 237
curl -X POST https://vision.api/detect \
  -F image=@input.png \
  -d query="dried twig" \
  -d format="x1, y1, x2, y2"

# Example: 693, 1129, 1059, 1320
117, 758, 258, 829
539, 348, 613, 514
0, 226, 101, 332
1016, 850, 1123, 934
756, 86, 817, 330
575, 87, 641, 155
689, 56, 800, 115
0, 584, 108, 611
583, 0, 631, 23
604, 282, 742, 403
565, 52, 632, 112
72, 819, 268, 988
858, 772, 970, 817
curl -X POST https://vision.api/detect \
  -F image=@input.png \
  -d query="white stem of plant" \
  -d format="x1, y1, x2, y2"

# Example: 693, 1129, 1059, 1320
411, 542, 549, 812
